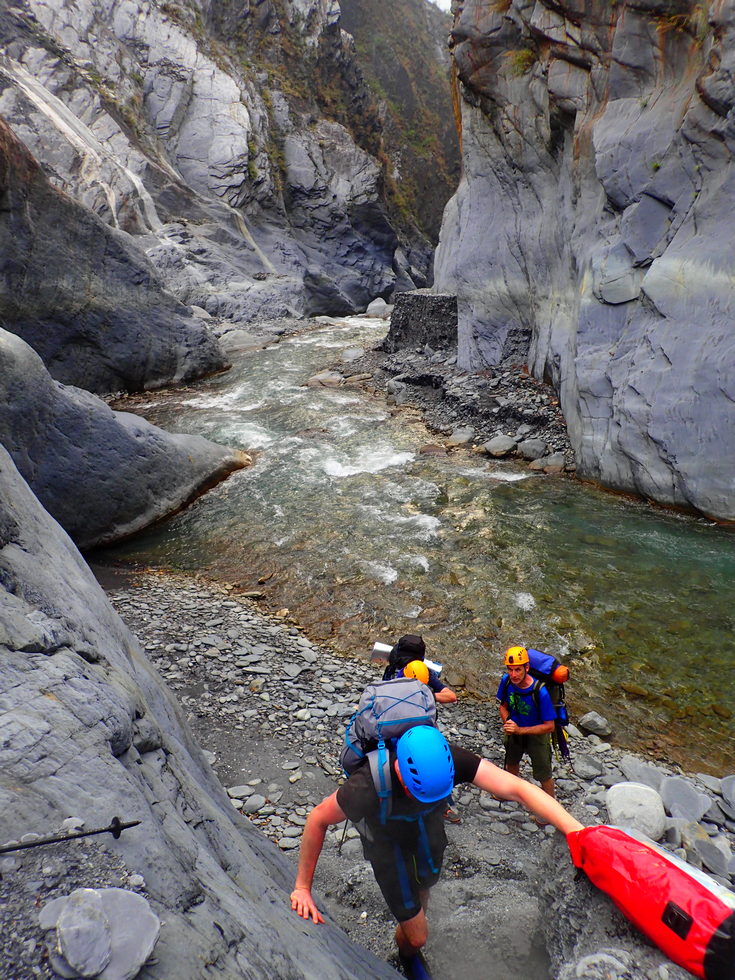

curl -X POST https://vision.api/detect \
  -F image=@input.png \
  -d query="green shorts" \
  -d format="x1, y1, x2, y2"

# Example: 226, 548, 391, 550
504, 732, 552, 783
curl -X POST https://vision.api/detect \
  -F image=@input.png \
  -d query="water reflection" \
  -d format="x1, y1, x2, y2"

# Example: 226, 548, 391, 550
102, 317, 735, 773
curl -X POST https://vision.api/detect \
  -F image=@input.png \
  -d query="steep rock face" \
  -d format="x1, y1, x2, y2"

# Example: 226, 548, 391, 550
0, 116, 227, 395
0, 0, 425, 325
0, 445, 399, 980
339, 0, 460, 241
381, 290, 458, 352
0, 328, 249, 550
435, 0, 735, 521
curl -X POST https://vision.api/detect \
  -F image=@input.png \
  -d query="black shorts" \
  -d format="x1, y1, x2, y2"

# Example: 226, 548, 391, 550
362, 826, 447, 923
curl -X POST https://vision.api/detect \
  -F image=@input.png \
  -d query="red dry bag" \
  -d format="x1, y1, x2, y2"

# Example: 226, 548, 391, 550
567, 825, 735, 979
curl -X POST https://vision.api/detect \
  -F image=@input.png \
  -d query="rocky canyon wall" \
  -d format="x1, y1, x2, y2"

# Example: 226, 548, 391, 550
435, 0, 735, 521
0, 444, 400, 980
0, 0, 443, 340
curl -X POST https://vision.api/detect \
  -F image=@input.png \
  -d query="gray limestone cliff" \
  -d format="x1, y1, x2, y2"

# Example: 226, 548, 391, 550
0, 0, 442, 336
434, 0, 735, 522
0, 443, 399, 980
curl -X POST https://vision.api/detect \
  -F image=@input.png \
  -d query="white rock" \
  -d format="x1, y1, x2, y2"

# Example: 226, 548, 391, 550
56, 888, 112, 977
606, 782, 666, 840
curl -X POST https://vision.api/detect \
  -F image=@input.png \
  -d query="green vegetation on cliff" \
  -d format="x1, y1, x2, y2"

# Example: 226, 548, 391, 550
339, 0, 460, 240
205, 0, 458, 246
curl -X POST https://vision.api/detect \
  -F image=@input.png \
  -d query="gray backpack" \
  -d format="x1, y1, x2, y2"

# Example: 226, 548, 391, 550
340, 677, 439, 826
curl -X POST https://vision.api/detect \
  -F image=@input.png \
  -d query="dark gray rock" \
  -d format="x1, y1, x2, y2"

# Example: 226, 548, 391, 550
578, 712, 612, 738
381, 291, 458, 353
660, 776, 713, 823
0, 446, 398, 979
571, 754, 605, 780
618, 754, 665, 792
0, 328, 249, 550
0, 119, 227, 395
722, 775, 735, 809
518, 438, 548, 461
693, 838, 732, 879
483, 435, 517, 457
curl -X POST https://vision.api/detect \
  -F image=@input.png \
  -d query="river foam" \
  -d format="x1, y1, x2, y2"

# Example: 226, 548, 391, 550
322, 448, 414, 477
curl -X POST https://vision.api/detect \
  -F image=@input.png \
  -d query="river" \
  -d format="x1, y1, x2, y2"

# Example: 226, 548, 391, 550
101, 315, 735, 775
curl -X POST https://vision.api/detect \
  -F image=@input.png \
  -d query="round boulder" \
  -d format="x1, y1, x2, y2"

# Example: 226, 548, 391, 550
366, 298, 391, 318
518, 438, 548, 460
606, 782, 666, 840
483, 435, 517, 457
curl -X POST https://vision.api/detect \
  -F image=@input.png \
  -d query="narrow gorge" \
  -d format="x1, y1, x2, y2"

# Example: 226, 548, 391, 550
1, 1, 733, 979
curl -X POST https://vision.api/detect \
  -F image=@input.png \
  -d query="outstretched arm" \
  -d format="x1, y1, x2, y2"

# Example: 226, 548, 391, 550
472, 759, 583, 835
291, 791, 347, 923
435, 685, 457, 704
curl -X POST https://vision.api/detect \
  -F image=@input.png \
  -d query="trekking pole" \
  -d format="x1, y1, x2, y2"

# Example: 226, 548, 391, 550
337, 820, 349, 855
0, 817, 141, 855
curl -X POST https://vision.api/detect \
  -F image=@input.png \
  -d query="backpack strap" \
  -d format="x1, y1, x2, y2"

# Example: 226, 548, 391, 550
368, 741, 393, 824
530, 678, 541, 714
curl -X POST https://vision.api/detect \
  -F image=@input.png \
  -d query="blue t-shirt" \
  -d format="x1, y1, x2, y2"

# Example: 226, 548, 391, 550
497, 674, 555, 727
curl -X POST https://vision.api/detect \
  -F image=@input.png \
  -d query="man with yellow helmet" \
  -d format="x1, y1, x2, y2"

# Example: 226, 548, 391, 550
497, 646, 557, 804
383, 634, 457, 704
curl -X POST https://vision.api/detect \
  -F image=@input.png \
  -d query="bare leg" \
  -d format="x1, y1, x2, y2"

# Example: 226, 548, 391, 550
541, 778, 556, 798
504, 762, 520, 777
395, 907, 428, 956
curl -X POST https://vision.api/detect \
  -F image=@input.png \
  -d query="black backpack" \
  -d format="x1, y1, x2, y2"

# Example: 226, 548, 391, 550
381, 633, 426, 681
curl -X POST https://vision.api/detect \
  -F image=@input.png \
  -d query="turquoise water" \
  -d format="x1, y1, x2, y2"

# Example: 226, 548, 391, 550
102, 316, 735, 773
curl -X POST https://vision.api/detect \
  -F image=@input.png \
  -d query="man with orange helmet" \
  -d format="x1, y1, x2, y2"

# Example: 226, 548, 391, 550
383, 634, 457, 704
497, 645, 557, 804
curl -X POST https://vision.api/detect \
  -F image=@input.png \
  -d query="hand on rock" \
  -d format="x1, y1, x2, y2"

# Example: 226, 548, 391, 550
291, 887, 324, 924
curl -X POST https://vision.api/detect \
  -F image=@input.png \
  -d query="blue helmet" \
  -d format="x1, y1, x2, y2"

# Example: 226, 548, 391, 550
395, 726, 455, 803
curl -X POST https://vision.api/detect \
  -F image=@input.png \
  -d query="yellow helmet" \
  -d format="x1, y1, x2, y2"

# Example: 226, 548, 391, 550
403, 660, 430, 685
504, 646, 529, 668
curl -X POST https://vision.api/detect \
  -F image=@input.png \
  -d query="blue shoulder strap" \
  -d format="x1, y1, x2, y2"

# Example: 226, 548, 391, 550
368, 741, 393, 824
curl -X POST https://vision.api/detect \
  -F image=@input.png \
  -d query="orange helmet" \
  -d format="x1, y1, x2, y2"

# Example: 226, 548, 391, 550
403, 660, 430, 685
504, 646, 529, 668
552, 664, 570, 684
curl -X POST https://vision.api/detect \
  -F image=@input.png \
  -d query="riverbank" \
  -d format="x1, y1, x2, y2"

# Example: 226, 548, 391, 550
336, 328, 576, 473
94, 566, 731, 980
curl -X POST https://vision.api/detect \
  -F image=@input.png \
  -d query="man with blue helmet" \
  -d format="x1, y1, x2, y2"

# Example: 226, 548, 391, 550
291, 725, 582, 978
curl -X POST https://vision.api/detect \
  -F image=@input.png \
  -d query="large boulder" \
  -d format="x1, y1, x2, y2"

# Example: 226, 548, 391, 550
605, 783, 666, 841
0, 327, 249, 550
435, 0, 735, 521
0, 117, 228, 395
0, 445, 398, 980
380, 290, 458, 352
